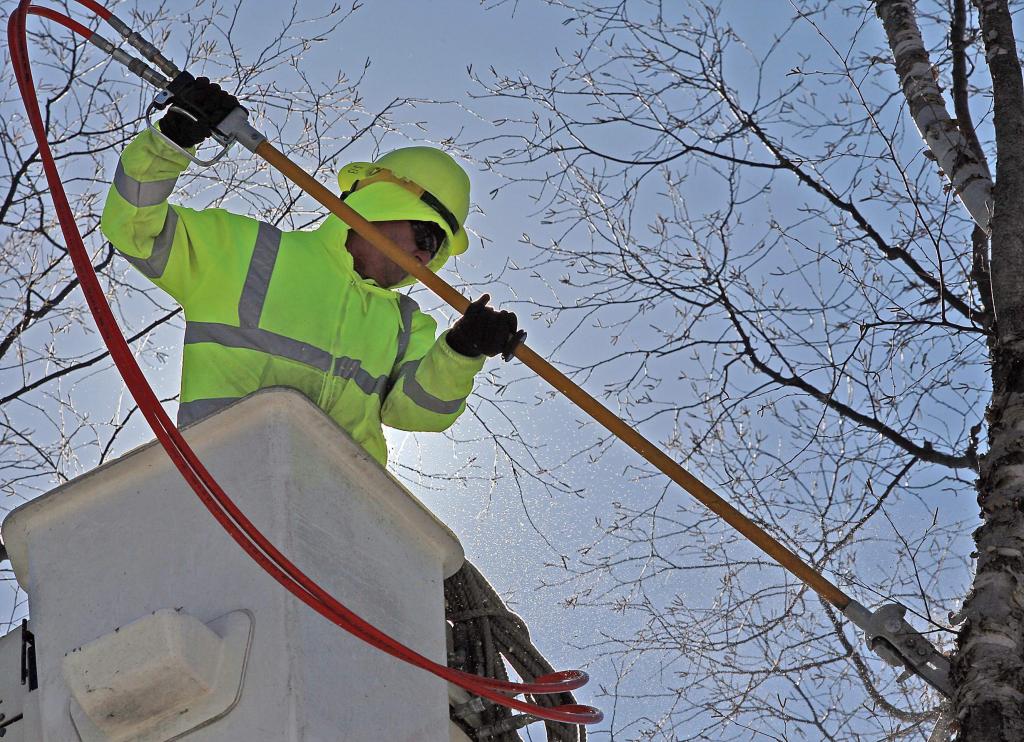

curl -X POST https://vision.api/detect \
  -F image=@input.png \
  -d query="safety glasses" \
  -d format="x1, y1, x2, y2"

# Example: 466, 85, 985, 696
410, 220, 445, 260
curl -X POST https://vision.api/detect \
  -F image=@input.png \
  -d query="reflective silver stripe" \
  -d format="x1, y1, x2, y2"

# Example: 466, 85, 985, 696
386, 294, 420, 396
396, 294, 419, 362
113, 161, 178, 208
333, 356, 389, 398
177, 397, 241, 426
185, 321, 333, 372
396, 360, 465, 415
120, 207, 178, 279
238, 222, 283, 327
185, 322, 388, 398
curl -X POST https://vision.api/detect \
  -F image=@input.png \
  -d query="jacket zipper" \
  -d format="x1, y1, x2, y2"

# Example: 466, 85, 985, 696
315, 280, 350, 409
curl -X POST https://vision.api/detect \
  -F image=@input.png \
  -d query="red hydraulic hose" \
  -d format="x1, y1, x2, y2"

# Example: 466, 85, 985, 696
9, 1, 602, 726
24, 5, 93, 36
71, 0, 111, 20
14, 0, 597, 719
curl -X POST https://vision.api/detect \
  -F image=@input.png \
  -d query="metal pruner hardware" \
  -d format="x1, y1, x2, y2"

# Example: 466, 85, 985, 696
843, 600, 952, 698
502, 329, 527, 362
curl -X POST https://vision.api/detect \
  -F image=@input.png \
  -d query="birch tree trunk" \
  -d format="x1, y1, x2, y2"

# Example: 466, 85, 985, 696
957, 1, 1024, 738
874, 1, 993, 233
879, 0, 1024, 737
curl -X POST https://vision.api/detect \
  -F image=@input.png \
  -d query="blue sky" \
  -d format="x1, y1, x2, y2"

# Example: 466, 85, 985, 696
3, 1, 986, 738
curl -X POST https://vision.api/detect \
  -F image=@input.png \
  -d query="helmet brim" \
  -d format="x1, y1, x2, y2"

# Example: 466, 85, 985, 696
340, 180, 468, 287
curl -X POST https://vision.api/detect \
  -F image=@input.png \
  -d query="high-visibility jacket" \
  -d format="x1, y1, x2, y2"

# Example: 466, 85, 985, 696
101, 128, 485, 466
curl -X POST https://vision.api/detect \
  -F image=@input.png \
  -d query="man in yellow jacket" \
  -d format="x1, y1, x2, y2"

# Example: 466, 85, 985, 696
101, 77, 518, 467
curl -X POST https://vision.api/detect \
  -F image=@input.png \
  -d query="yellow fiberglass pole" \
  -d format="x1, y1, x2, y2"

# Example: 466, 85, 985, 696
255, 140, 852, 611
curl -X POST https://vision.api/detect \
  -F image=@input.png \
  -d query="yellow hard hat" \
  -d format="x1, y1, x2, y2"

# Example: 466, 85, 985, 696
337, 147, 471, 276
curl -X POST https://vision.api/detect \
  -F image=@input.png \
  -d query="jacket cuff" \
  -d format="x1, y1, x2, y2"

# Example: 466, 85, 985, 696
126, 126, 194, 176
438, 330, 487, 370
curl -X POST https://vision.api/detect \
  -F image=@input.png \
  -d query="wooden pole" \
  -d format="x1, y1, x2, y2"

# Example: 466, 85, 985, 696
255, 140, 853, 610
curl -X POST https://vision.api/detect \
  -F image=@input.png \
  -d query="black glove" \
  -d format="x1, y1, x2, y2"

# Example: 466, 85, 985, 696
446, 294, 519, 358
159, 76, 240, 148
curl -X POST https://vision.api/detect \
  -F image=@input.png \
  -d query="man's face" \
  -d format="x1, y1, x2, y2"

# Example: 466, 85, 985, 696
346, 220, 434, 288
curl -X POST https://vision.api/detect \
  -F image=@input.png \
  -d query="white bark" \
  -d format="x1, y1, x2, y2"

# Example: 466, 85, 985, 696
958, 0, 1024, 731
875, 0, 994, 232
